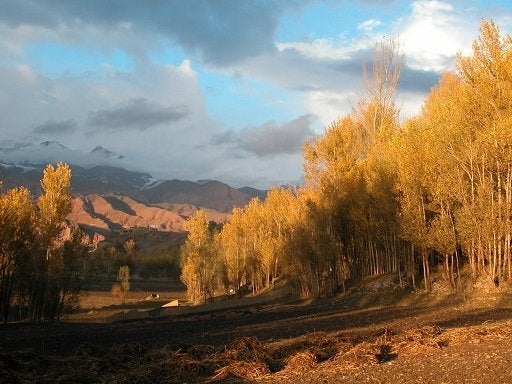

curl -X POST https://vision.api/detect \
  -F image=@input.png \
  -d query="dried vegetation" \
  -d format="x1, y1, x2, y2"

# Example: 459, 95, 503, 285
2, 319, 512, 383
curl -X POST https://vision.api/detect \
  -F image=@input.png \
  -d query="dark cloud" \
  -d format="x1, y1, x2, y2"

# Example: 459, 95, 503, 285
157, 1, 283, 65
270, 44, 440, 96
240, 45, 372, 96
331, 47, 440, 94
329, 47, 375, 76
215, 115, 316, 157
87, 98, 188, 131
399, 65, 441, 93
0, 1, 57, 28
32, 119, 76, 134
0, 0, 307, 65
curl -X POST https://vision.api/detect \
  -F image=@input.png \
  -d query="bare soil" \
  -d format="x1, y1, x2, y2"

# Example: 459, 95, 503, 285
2, 283, 512, 383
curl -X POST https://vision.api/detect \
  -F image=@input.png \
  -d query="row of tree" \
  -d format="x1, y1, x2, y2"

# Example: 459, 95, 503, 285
181, 20, 512, 301
0, 163, 88, 322
88, 237, 182, 280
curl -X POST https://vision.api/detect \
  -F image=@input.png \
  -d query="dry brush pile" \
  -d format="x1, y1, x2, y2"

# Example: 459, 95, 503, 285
2, 320, 512, 383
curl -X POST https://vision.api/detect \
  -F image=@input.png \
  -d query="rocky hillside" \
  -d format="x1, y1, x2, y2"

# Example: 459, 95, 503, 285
0, 161, 266, 244
0, 163, 265, 212
68, 193, 230, 235
139, 179, 256, 213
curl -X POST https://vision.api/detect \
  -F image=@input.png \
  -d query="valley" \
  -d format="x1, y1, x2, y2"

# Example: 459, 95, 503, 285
2, 5, 512, 384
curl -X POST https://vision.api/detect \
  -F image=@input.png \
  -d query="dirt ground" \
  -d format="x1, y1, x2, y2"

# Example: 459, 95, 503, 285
2, 285, 512, 383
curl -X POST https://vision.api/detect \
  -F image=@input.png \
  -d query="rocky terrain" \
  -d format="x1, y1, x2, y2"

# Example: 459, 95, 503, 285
68, 193, 228, 234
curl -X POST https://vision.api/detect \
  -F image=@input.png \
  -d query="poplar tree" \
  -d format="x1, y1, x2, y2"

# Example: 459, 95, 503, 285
181, 210, 217, 303
0, 162, 87, 321
0, 187, 36, 322
33, 162, 73, 320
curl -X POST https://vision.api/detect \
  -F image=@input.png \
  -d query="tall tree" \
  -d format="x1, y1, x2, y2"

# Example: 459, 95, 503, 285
355, 37, 403, 151
33, 162, 73, 320
0, 187, 37, 322
38, 163, 72, 255
181, 210, 217, 303
217, 208, 248, 293
0, 162, 88, 322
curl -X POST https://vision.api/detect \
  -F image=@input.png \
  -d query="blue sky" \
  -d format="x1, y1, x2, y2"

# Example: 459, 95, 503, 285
0, 1, 511, 188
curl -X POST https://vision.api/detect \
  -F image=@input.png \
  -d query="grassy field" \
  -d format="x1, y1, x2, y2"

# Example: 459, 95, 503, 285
64, 278, 188, 322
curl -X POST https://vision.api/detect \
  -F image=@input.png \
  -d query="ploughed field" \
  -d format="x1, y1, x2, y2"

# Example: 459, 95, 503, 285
2, 286, 512, 383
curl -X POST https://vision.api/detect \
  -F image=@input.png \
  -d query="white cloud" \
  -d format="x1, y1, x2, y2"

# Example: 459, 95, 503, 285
358, 18, 383, 32
305, 90, 355, 128
396, 0, 475, 72
178, 59, 195, 77
16, 64, 38, 82
397, 91, 428, 120
0, 53, 312, 188
276, 34, 376, 60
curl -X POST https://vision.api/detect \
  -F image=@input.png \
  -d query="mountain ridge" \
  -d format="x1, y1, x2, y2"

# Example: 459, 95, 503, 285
0, 140, 267, 246
0, 159, 267, 245
0, 141, 267, 202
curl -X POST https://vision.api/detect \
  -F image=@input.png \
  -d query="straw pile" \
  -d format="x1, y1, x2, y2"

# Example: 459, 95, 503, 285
3, 320, 512, 383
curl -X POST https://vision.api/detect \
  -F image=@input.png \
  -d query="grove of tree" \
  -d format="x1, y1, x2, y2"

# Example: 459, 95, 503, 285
0, 162, 89, 321
181, 20, 512, 301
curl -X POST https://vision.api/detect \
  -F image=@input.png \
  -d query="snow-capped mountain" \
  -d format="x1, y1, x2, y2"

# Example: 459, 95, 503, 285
0, 140, 127, 169
90, 146, 124, 160
0, 140, 72, 164
0, 140, 268, 229
0, 140, 152, 195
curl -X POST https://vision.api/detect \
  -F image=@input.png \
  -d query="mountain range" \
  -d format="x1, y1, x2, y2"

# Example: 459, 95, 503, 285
0, 141, 267, 242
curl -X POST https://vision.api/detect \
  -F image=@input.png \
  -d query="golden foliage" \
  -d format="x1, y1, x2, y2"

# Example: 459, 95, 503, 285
196, 20, 512, 300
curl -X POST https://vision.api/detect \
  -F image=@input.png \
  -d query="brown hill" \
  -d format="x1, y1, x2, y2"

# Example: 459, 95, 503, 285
68, 193, 230, 235
1, 164, 266, 214
139, 179, 254, 213
2, 163, 263, 246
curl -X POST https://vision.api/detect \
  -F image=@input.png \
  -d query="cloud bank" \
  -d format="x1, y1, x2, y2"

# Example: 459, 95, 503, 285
215, 115, 317, 157
87, 99, 189, 131
0, 0, 510, 188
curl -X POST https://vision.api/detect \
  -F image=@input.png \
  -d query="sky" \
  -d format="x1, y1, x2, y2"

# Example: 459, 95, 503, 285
0, 0, 511, 189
